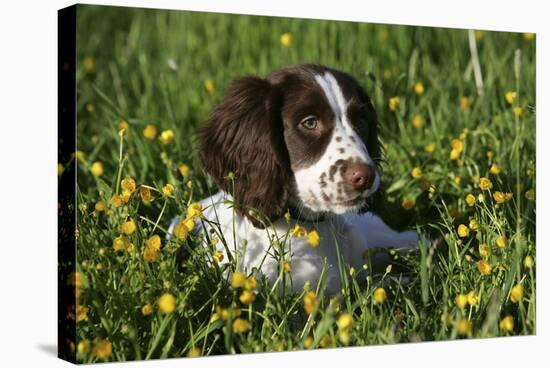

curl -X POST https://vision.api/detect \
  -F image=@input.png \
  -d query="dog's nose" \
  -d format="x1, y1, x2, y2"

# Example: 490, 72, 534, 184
344, 162, 374, 191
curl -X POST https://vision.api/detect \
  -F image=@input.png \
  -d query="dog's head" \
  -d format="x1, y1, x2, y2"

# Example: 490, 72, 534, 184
199, 64, 382, 227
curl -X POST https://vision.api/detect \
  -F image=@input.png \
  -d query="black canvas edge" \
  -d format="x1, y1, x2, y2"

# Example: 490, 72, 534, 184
58, 4, 77, 364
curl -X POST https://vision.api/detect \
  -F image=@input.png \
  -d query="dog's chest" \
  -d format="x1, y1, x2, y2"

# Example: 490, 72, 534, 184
199, 192, 354, 293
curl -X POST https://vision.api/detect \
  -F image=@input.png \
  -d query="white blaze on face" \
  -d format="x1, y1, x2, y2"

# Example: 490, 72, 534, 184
292, 72, 380, 214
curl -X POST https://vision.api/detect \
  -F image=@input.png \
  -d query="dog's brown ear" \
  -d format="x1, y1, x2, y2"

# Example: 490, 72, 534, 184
198, 76, 291, 227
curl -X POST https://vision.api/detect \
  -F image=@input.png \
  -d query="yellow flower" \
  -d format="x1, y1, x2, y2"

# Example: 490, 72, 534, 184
121, 178, 136, 194
455, 293, 468, 310
523, 32, 535, 41
143, 247, 159, 262
146, 235, 161, 251
176, 216, 192, 232
467, 291, 478, 306
424, 143, 436, 154
452, 175, 461, 186
523, 255, 534, 269
112, 235, 130, 251
479, 177, 493, 190
477, 259, 492, 275
457, 224, 470, 238
187, 202, 203, 218
280, 32, 293, 47
93, 340, 112, 360
121, 219, 137, 235
388, 96, 400, 111
510, 284, 524, 303
320, 335, 332, 348
119, 119, 129, 131
239, 290, 255, 305
303, 291, 317, 314
412, 114, 424, 129
158, 293, 176, 313
71, 272, 84, 289
141, 304, 153, 316
86, 103, 95, 113
139, 186, 155, 203
58, 163, 64, 176
83, 56, 96, 73
373, 287, 387, 304
306, 230, 320, 247
411, 167, 422, 179
290, 224, 307, 238
203, 79, 215, 94
216, 305, 238, 321
283, 260, 292, 273
459, 96, 471, 110
500, 315, 514, 333
489, 163, 501, 175
478, 244, 490, 258
401, 198, 414, 210
451, 138, 464, 152
90, 161, 104, 177
456, 319, 472, 336
178, 164, 190, 177
338, 330, 351, 345
75, 150, 87, 162
303, 336, 314, 349
468, 219, 478, 230
231, 272, 247, 289
212, 250, 224, 264
513, 106, 524, 117
505, 91, 517, 104
143, 124, 158, 140
173, 221, 189, 240
525, 189, 535, 201
232, 318, 250, 333
159, 129, 175, 145
465, 194, 476, 207
120, 191, 131, 204
413, 82, 425, 96
94, 201, 106, 212
495, 236, 507, 249
162, 183, 175, 197
77, 339, 90, 355
98, 247, 106, 256
493, 191, 512, 204
186, 347, 202, 358
450, 148, 460, 160
337, 313, 354, 330
245, 276, 257, 291
76, 304, 89, 322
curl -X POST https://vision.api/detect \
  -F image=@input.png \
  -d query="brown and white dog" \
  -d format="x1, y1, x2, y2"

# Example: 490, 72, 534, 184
170, 64, 417, 294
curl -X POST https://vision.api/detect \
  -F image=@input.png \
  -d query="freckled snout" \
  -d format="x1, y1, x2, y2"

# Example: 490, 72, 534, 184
344, 162, 375, 191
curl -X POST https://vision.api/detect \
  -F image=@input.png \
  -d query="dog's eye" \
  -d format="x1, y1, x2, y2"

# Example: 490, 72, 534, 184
301, 116, 318, 130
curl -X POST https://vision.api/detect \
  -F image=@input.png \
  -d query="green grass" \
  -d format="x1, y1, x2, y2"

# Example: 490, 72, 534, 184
68, 4, 535, 362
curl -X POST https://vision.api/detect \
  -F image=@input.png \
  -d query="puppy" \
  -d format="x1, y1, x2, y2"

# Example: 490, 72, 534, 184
170, 64, 417, 294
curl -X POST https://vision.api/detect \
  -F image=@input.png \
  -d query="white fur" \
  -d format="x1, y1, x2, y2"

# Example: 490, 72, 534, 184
169, 191, 417, 295
293, 72, 379, 215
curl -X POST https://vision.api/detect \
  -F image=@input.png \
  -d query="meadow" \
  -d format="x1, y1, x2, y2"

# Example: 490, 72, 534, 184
64, 4, 536, 362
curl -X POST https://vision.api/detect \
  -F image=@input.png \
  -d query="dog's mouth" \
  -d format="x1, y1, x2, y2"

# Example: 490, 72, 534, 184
332, 195, 364, 207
